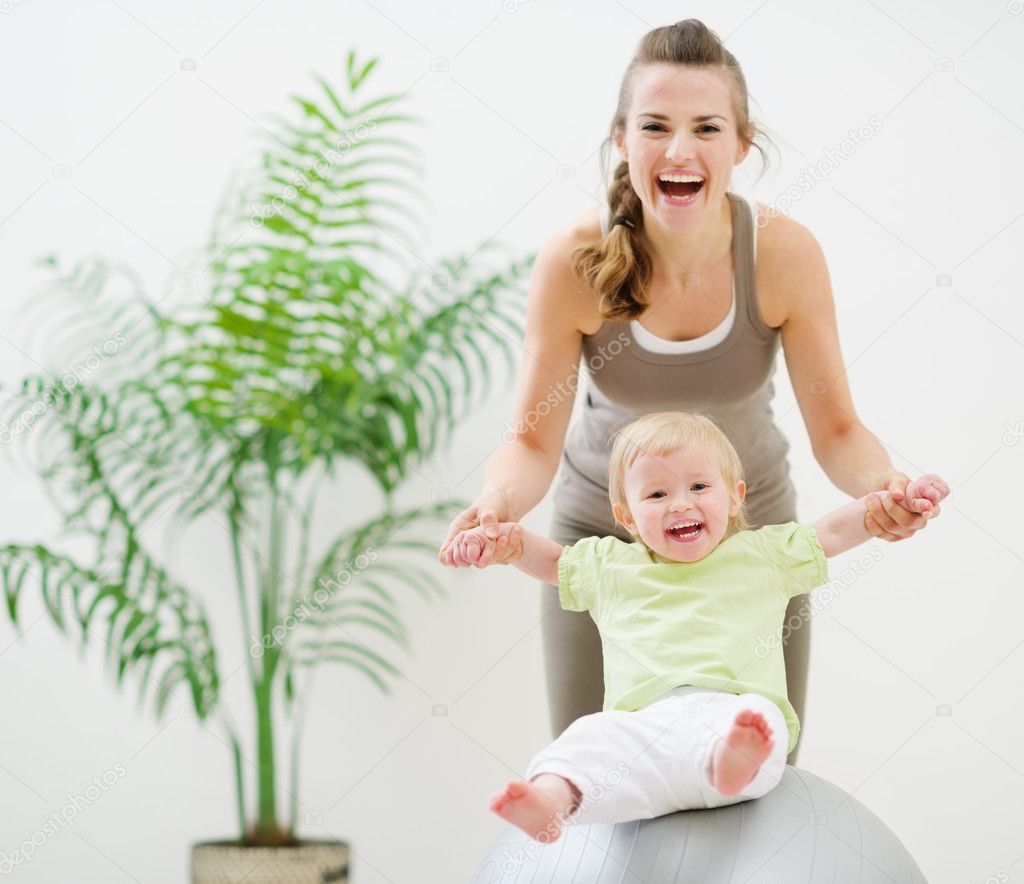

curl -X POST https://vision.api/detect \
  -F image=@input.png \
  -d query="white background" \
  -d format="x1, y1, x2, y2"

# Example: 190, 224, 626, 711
1, 1, 1022, 882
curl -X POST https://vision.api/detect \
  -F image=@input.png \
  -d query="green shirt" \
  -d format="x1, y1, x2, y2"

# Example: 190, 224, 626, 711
557, 522, 829, 753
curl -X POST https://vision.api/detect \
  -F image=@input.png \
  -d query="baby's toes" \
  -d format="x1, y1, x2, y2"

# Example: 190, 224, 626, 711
736, 709, 761, 729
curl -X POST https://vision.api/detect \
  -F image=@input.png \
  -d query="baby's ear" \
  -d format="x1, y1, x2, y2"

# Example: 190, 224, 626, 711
729, 480, 747, 516
612, 501, 635, 533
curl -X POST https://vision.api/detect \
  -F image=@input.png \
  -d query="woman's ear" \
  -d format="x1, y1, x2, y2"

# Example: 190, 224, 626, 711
735, 124, 754, 165
614, 127, 627, 163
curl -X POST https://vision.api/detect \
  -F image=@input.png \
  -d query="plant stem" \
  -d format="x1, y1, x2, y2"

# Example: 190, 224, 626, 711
265, 477, 283, 685
254, 460, 285, 840
228, 510, 258, 685
286, 475, 319, 827
288, 667, 316, 829
226, 723, 247, 844
227, 506, 260, 841
288, 473, 320, 611
254, 675, 278, 837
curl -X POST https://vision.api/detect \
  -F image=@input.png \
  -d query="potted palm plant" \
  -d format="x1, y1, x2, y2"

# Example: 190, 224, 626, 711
0, 48, 529, 883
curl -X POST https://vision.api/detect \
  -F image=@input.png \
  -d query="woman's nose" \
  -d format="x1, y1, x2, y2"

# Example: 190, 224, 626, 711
665, 134, 697, 163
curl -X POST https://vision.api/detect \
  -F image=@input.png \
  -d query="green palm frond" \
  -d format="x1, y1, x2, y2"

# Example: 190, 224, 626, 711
153, 51, 530, 493
282, 501, 458, 691
0, 356, 222, 720
0, 540, 219, 720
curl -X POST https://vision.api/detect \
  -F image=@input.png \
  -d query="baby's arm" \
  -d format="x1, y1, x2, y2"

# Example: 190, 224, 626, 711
447, 522, 565, 586
814, 473, 950, 557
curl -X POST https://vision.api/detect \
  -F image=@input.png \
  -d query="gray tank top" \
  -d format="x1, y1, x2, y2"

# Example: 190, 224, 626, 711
553, 190, 796, 531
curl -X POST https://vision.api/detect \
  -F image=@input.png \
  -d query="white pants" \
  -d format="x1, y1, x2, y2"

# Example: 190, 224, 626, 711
523, 686, 788, 826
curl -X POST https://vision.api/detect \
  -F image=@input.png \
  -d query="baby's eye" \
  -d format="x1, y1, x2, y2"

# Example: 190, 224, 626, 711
648, 491, 666, 499
691, 483, 708, 491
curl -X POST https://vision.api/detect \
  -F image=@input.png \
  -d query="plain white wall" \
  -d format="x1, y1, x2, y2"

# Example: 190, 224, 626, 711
1, 1, 1022, 881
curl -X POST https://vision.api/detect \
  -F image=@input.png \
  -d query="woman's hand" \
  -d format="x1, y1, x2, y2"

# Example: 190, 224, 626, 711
438, 487, 515, 567
445, 523, 525, 569
864, 469, 943, 542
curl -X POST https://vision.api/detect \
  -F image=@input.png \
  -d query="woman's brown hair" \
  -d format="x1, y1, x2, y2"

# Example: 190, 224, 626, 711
571, 19, 774, 321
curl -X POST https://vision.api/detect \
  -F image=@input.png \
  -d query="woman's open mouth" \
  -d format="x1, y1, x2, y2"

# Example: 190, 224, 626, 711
666, 521, 704, 543
656, 174, 705, 206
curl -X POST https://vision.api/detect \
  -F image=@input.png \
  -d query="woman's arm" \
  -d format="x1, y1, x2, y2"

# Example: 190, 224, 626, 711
766, 215, 938, 540
439, 225, 592, 561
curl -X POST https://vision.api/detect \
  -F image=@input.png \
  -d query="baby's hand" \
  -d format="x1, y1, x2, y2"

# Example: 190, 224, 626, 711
447, 522, 524, 569
896, 473, 950, 515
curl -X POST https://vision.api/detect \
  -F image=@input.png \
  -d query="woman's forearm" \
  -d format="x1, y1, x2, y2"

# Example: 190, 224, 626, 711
481, 440, 561, 522
814, 422, 894, 498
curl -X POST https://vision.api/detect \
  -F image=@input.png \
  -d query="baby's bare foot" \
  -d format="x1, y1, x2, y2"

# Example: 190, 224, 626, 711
489, 775, 578, 842
708, 709, 774, 796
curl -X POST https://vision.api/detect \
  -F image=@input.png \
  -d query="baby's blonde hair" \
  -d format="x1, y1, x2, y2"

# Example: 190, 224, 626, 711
608, 411, 749, 539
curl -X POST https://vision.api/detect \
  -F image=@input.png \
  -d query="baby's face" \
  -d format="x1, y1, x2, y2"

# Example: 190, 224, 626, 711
612, 444, 745, 564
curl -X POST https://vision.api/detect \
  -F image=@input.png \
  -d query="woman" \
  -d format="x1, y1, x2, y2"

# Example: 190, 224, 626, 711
438, 19, 940, 766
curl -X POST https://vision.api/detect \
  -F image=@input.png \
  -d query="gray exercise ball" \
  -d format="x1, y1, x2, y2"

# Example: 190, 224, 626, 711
472, 767, 926, 883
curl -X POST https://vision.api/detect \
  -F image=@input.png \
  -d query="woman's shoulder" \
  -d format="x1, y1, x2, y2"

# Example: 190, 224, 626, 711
549, 205, 606, 253
748, 199, 829, 329
530, 208, 606, 332
750, 199, 821, 255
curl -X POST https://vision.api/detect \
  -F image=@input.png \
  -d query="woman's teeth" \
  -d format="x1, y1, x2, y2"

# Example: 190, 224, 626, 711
657, 175, 705, 203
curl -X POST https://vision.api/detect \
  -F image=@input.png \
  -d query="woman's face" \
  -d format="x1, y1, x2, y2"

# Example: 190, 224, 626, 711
612, 444, 745, 564
615, 64, 750, 230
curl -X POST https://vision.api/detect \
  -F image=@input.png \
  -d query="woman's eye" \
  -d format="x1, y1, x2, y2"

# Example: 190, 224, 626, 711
640, 124, 720, 134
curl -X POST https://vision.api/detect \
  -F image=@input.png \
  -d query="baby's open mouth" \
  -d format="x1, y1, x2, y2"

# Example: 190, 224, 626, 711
666, 521, 703, 541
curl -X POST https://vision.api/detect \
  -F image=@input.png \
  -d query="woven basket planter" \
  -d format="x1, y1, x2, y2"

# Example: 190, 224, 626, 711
191, 839, 349, 884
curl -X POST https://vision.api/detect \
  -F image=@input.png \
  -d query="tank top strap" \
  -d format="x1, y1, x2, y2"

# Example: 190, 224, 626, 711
728, 192, 773, 339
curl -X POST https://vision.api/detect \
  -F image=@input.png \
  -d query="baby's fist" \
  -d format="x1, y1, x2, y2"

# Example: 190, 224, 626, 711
448, 522, 523, 568
900, 474, 950, 515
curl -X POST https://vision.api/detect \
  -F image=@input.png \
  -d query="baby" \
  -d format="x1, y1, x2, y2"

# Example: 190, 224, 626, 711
443, 411, 948, 843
